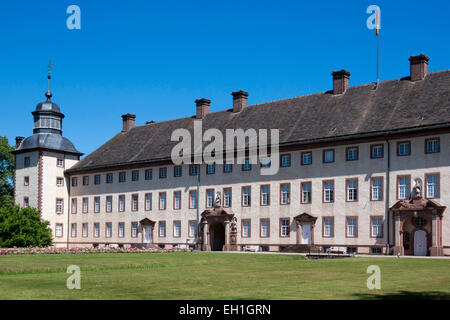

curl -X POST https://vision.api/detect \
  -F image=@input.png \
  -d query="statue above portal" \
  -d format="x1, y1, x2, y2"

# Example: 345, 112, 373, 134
214, 191, 221, 207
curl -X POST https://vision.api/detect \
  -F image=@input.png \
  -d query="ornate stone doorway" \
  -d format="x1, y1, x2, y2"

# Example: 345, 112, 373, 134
294, 213, 317, 245
140, 218, 155, 246
209, 222, 225, 251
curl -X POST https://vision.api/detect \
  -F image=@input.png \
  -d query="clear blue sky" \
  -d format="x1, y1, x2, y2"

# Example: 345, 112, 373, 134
1, 0, 449, 156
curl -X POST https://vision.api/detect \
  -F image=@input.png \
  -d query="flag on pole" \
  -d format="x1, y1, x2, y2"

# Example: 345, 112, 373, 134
375, 8, 380, 36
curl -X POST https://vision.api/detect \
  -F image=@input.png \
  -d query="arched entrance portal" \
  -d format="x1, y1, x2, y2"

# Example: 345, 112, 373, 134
210, 222, 225, 251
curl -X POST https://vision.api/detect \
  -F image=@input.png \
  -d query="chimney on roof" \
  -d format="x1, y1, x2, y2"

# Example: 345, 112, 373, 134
332, 69, 351, 95
122, 113, 136, 132
15, 136, 24, 149
409, 53, 430, 81
232, 90, 248, 113
195, 98, 210, 119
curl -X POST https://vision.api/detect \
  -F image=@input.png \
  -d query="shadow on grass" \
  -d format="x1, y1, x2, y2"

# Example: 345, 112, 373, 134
354, 291, 450, 300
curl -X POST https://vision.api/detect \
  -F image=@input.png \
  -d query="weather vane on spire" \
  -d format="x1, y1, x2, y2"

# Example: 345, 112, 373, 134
46, 60, 53, 100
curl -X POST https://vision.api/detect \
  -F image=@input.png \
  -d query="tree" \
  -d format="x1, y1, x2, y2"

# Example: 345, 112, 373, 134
0, 136, 14, 197
0, 205, 52, 247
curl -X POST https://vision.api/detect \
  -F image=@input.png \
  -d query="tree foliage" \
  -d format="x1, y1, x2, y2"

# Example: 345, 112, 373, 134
0, 136, 14, 197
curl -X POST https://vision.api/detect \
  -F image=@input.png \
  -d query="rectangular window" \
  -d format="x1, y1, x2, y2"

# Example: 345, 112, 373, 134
92, 174, 100, 185
106, 196, 112, 212
174, 191, 181, 209
260, 219, 270, 238
323, 217, 334, 237
159, 221, 166, 237
242, 159, 251, 171
397, 141, 411, 156
173, 221, 181, 237
131, 222, 138, 238
56, 199, 63, 214
206, 164, 215, 174
323, 149, 335, 163
119, 195, 125, 212
24, 157, 30, 168
23, 197, 29, 208
145, 169, 152, 180
426, 174, 439, 199
82, 176, 89, 186
55, 223, 63, 237
94, 223, 100, 238
280, 219, 290, 237
323, 180, 334, 203
242, 186, 251, 207
206, 189, 214, 208
371, 144, 384, 159
346, 147, 358, 161
72, 177, 78, 187
57, 158, 64, 167
159, 192, 166, 210
56, 177, 64, 187
82, 197, 88, 213
280, 184, 290, 205
106, 223, 112, 238
189, 190, 197, 209
223, 188, 232, 208
280, 154, 291, 167
371, 177, 383, 201
242, 220, 251, 238
223, 163, 233, 173
71, 198, 77, 214
260, 185, 270, 206
301, 152, 312, 165
189, 164, 199, 176
301, 182, 312, 204
371, 217, 383, 238
94, 197, 100, 213
106, 173, 113, 184
118, 223, 125, 238
119, 172, 126, 183
174, 166, 182, 177
82, 223, 88, 237
397, 176, 410, 200
71, 223, 77, 238
159, 167, 167, 179
189, 221, 196, 238
425, 138, 439, 154
346, 179, 358, 202
24, 176, 29, 186
145, 193, 152, 211
132, 170, 139, 181
132, 194, 138, 211
346, 217, 358, 238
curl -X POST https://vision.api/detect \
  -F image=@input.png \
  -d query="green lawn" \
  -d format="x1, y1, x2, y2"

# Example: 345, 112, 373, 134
0, 252, 448, 299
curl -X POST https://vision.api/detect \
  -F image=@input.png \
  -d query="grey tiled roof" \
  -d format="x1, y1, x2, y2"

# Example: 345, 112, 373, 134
68, 70, 450, 173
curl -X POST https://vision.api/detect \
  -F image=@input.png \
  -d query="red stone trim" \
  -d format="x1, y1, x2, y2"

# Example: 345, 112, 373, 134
370, 216, 384, 238
280, 183, 291, 205
106, 195, 113, 213
70, 223, 77, 238
55, 198, 64, 214
396, 140, 411, 156
345, 178, 358, 202
173, 165, 182, 177
322, 179, 334, 203
188, 219, 196, 238
188, 190, 197, 209
260, 218, 270, 238
260, 184, 270, 206
345, 146, 359, 161
82, 223, 88, 238
94, 196, 100, 213
370, 144, 384, 159
131, 221, 138, 238
396, 175, 411, 200
301, 151, 312, 165
118, 194, 125, 212
158, 221, 166, 238
159, 192, 167, 210
105, 222, 112, 238
118, 222, 125, 238
322, 216, 334, 238
241, 219, 251, 238
82, 197, 89, 213
322, 149, 335, 163
144, 193, 152, 211
55, 223, 64, 238
425, 172, 440, 199
173, 191, 182, 210
173, 220, 181, 238
223, 187, 232, 208
300, 181, 312, 204
279, 218, 290, 237
71, 198, 77, 214
370, 176, 384, 201
424, 137, 440, 154
205, 188, 214, 208
280, 153, 291, 167
241, 186, 251, 207
93, 223, 100, 238
345, 216, 358, 238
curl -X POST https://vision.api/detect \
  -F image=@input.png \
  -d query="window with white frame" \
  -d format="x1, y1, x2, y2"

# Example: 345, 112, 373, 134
347, 180, 358, 202
261, 220, 270, 237
56, 177, 64, 187
371, 178, 383, 201
242, 187, 251, 207
280, 219, 290, 237
242, 220, 250, 237
301, 182, 311, 204
347, 217, 357, 237
346, 147, 358, 161
132, 194, 138, 211
94, 197, 100, 213
106, 223, 112, 238
189, 221, 196, 238
132, 222, 138, 238
145, 169, 152, 180
207, 164, 215, 174
82, 223, 88, 237
82, 198, 88, 213
94, 223, 100, 238
174, 166, 182, 177
159, 193, 166, 210
206, 189, 214, 208
426, 175, 439, 198
119, 195, 125, 212
71, 223, 77, 238
398, 176, 410, 199
302, 152, 312, 165
371, 145, 383, 158
224, 163, 233, 173
159, 221, 166, 237
119, 223, 125, 238
426, 138, 439, 153
323, 181, 334, 203
173, 221, 181, 237
398, 142, 411, 156
145, 193, 152, 211
159, 167, 167, 179
371, 217, 383, 237
261, 185, 270, 206
281, 184, 290, 204
106, 196, 112, 212
323, 150, 334, 163
189, 191, 197, 209
55, 224, 63, 237
189, 164, 199, 176
57, 158, 64, 167
323, 218, 334, 237
242, 159, 251, 171
174, 191, 181, 209
71, 198, 77, 214
281, 154, 291, 167
223, 189, 232, 207
56, 199, 63, 214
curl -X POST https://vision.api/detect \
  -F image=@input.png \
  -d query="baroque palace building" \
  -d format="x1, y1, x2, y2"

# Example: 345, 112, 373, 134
14, 53, 450, 256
